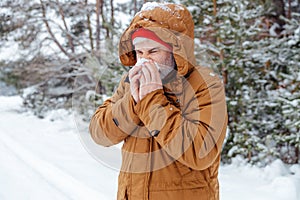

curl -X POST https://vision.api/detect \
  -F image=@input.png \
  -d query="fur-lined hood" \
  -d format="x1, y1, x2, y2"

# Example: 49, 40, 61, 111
119, 2, 196, 76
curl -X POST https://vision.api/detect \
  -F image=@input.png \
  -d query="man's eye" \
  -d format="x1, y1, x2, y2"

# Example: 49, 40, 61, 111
150, 50, 158, 54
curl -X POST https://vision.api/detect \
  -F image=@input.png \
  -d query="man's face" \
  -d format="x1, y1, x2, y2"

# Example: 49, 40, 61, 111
134, 39, 174, 78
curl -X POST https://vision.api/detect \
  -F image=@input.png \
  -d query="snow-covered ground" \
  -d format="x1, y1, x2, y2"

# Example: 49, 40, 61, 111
0, 95, 299, 200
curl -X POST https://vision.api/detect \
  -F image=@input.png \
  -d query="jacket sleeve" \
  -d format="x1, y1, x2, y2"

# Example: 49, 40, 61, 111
89, 74, 140, 146
134, 70, 228, 170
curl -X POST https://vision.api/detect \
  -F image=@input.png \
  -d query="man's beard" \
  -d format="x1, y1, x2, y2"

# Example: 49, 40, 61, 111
155, 55, 175, 80
155, 62, 174, 80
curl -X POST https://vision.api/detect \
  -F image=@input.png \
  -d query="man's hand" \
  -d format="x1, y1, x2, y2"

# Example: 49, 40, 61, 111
139, 61, 162, 100
129, 65, 142, 103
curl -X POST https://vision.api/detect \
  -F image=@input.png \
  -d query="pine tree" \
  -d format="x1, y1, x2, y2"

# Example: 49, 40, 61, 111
181, 0, 300, 164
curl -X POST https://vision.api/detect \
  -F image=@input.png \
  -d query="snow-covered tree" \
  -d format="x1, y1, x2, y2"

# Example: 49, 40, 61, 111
0, 0, 128, 117
223, 1, 300, 165
1, 0, 299, 164
180, 0, 300, 164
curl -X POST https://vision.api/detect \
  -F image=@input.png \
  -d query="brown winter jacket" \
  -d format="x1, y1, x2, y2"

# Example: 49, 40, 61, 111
89, 3, 228, 200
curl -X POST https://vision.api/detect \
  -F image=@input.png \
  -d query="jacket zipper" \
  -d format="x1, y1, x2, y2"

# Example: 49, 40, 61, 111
145, 136, 153, 200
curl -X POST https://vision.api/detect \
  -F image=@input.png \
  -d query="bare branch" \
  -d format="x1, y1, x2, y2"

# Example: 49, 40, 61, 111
110, 0, 114, 36
56, 0, 75, 53
85, 0, 94, 51
39, 0, 71, 58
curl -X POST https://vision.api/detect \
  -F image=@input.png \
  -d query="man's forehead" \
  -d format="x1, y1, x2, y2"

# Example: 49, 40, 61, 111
134, 38, 170, 51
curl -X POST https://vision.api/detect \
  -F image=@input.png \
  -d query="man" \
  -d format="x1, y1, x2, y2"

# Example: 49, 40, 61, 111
89, 2, 227, 200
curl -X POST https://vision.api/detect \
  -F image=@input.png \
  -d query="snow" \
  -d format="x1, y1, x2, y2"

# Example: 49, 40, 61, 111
220, 158, 300, 200
0, 95, 300, 200
140, 2, 172, 12
0, 42, 21, 62
0, 81, 17, 96
0, 96, 118, 200
136, 2, 185, 17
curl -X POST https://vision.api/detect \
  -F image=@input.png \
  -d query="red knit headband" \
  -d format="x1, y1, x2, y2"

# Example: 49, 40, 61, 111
131, 28, 172, 51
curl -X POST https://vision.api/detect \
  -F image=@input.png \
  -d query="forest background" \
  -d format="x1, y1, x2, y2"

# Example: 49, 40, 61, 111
0, 0, 299, 165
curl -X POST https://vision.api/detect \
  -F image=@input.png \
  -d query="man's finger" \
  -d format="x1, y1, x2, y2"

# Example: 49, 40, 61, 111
144, 61, 161, 82
141, 66, 151, 83
129, 65, 143, 78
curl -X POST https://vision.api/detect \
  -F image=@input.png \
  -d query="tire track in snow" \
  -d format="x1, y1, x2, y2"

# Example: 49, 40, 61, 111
0, 127, 109, 200
0, 135, 69, 200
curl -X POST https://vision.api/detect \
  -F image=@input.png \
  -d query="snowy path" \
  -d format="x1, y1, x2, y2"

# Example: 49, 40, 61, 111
0, 96, 299, 200
0, 126, 106, 200
0, 96, 117, 200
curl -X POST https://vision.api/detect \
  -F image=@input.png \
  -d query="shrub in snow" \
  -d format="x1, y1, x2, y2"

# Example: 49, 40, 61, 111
183, 0, 300, 165
1, 0, 299, 165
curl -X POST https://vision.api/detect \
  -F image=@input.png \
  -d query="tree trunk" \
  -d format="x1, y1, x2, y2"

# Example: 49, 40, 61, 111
212, 0, 228, 84
134, 0, 137, 14
273, 0, 285, 16
96, 0, 102, 52
85, 0, 94, 51
213, 0, 217, 16
56, 0, 75, 53
40, 0, 71, 58
271, 0, 286, 26
296, 146, 300, 164
101, 0, 110, 38
110, 0, 114, 33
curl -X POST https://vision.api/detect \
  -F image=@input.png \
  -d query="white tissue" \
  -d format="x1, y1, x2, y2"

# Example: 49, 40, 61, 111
135, 58, 160, 71
135, 58, 150, 66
